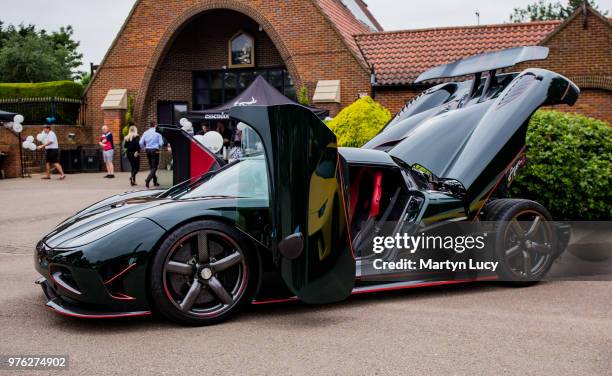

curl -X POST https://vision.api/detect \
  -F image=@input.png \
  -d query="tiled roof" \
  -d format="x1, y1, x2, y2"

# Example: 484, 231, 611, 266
314, 0, 377, 69
355, 21, 562, 86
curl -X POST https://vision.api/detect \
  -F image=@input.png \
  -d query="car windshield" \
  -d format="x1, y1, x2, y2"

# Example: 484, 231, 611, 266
172, 155, 269, 200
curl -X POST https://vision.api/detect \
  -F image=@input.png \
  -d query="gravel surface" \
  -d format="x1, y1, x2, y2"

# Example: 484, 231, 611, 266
0, 173, 610, 375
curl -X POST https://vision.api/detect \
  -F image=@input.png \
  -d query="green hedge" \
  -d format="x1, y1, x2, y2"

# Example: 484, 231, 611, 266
0, 81, 83, 99
511, 110, 611, 220
326, 96, 391, 147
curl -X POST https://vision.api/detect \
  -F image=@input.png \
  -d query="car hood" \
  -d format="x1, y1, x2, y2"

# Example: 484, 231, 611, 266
366, 68, 579, 192
43, 190, 168, 248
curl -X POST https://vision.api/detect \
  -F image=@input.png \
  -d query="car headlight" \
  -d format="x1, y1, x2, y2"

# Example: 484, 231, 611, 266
61, 218, 140, 248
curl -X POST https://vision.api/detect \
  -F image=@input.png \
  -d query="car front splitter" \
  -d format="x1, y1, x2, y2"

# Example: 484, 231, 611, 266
36, 277, 151, 319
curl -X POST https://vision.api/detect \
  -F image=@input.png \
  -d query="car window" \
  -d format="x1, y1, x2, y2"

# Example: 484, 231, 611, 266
178, 156, 268, 201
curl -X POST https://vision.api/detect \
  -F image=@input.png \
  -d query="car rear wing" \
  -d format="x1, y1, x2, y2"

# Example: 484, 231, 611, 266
414, 46, 549, 83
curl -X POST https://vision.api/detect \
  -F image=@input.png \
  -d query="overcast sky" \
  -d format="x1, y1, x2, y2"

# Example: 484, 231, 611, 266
2, 0, 611, 72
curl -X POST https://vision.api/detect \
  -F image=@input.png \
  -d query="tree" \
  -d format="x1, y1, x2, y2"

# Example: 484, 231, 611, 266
47, 26, 83, 80
0, 21, 83, 82
0, 34, 72, 82
509, 0, 608, 22
0, 22, 37, 50
80, 72, 92, 87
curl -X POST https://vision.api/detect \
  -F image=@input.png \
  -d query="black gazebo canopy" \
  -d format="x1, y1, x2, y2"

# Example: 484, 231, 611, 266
0, 110, 18, 122
185, 75, 329, 121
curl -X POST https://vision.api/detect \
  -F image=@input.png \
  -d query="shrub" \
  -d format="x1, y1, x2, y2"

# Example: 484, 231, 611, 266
511, 110, 611, 220
298, 86, 310, 106
123, 95, 135, 137
0, 80, 83, 99
326, 96, 391, 147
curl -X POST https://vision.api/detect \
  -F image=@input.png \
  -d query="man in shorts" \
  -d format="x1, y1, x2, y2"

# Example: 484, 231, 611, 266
99, 125, 115, 178
38, 125, 65, 180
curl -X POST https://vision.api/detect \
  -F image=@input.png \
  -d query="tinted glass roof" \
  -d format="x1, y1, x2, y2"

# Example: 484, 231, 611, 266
341, 0, 378, 31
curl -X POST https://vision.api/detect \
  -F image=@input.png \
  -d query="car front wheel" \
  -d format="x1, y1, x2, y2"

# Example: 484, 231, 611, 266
150, 220, 253, 325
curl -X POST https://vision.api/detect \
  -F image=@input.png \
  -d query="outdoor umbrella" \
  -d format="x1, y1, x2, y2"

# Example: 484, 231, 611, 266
185, 75, 329, 121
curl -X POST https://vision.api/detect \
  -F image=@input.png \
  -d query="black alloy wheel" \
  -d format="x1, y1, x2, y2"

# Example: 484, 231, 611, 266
150, 220, 253, 325
485, 199, 557, 285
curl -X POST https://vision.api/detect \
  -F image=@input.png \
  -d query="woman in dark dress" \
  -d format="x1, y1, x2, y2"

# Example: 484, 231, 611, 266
123, 126, 141, 186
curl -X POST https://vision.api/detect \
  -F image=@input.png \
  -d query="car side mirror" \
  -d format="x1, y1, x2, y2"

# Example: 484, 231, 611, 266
278, 232, 304, 260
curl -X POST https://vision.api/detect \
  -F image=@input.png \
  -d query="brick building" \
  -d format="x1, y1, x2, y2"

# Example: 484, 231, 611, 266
85, 1, 609, 138
85, 0, 377, 139
357, 6, 612, 121
1, 1, 610, 178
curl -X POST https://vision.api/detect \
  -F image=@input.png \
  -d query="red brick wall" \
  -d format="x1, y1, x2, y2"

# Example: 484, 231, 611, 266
86, 0, 371, 133
544, 89, 610, 121
374, 88, 421, 114
514, 10, 612, 122
102, 109, 126, 168
0, 125, 92, 178
145, 9, 285, 126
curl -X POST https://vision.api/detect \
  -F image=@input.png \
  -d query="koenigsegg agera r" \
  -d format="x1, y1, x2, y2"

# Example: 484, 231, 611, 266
35, 47, 579, 325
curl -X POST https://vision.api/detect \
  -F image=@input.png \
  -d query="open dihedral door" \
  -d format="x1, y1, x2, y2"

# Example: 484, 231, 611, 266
156, 125, 224, 185
230, 104, 355, 304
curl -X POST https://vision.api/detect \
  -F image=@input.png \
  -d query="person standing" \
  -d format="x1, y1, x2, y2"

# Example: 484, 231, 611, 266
99, 125, 115, 178
123, 126, 141, 186
37, 125, 65, 180
139, 121, 164, 188
216, 121, 232, 148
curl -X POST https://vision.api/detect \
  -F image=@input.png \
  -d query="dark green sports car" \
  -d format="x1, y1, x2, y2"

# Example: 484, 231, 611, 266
35, 47, 578, 325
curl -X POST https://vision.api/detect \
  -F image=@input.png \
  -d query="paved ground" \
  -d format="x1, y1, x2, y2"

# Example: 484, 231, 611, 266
0, 173, 610, 375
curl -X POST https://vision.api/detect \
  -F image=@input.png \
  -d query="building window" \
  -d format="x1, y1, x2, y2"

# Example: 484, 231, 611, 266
192, 68, 295, 110
157, 101, 188, 126
229, 31, 255, 68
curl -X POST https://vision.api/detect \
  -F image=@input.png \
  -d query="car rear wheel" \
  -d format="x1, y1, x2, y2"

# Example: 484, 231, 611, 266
150, 220, 253, 325
484, 199, 557, 286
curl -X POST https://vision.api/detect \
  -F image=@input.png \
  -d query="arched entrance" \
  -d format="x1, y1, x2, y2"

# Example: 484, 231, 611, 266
135, 2, 301, 127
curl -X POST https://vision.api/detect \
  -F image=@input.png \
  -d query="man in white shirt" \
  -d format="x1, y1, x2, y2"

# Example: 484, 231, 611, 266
37, 125, 65, 180
139, 121, 164, 188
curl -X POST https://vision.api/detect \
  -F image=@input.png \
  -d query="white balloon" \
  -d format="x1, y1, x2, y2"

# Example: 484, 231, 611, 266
202, 131, 224, 153
13, 114, 24, 124
194, 134, 206, 145
179, 118, 190, 127
37, 133, 46, 143
28, 143, 37, 151
182, 124, 194, 135
26, 135, 34, 143
22, 141, 30, 149
13, 123, 23, 133
237, 122, 248, 131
